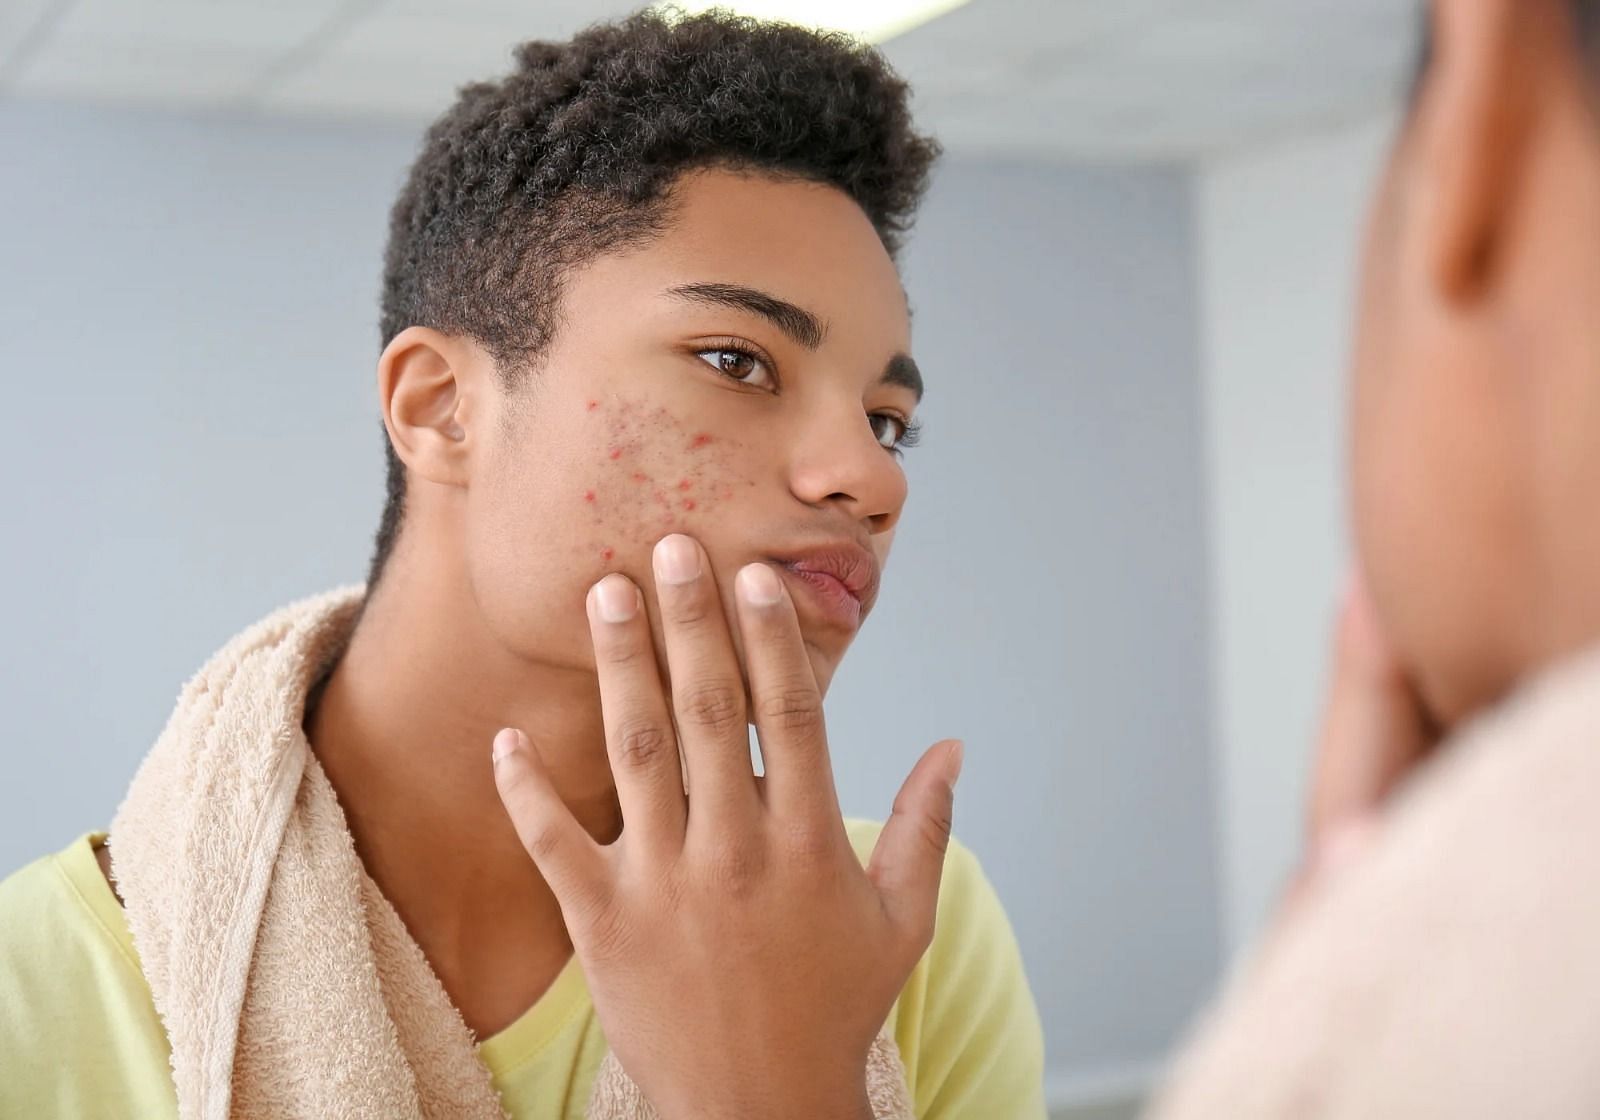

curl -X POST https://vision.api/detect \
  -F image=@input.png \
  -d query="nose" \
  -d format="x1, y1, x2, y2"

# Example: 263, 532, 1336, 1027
786, 394, 909, 535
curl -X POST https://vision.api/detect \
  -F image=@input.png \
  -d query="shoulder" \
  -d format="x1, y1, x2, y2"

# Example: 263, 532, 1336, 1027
1154, 658, 1600, 1118
0, 830, 144, 1000
0, 832, 175, 1116
842, 819, 1046, 1119
0, 834, 117, 958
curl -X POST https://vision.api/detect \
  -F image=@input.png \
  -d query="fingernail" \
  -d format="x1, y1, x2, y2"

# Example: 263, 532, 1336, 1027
492, 728, 521, 765
653, 534, 701, 585
593, 574, 639, 623
736, 563, 783, 606
946, 740, 965, 787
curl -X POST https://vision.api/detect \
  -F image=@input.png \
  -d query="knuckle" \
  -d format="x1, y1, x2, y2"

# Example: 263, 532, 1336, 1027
596, 630, 648, 666
895, 791, 954, 857
680, 682, 744, 733
612, 720, 672, 770
665, 590, 717, 629
779, 820, 835, 862
757, 686, 823, 733
924, 804, 955, 854
705, 846, 766, 895
523, 820, 570, 865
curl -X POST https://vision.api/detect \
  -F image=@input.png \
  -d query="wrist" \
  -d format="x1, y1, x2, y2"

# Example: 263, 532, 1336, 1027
664, 1072, 872, 1120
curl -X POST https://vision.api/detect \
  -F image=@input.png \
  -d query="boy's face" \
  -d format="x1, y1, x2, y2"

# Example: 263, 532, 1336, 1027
1347, 133, 1526, 728
1349, 10, 1600, 726
461, 168, 919, 694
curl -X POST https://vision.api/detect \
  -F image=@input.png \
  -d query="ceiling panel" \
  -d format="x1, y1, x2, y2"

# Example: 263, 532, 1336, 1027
47, 0, 343, 52
258, 1, 636, 121
9, 39, 274, 105
1, 0, 1420, 161
0, 0, 68, 82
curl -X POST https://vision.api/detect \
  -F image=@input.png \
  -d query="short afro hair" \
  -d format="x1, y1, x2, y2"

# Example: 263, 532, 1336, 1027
367, 9, 940, 591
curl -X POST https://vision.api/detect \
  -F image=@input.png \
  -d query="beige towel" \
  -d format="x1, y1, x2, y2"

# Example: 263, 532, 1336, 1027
1150, 643, 1600, 1118
109, 587, 913, 1120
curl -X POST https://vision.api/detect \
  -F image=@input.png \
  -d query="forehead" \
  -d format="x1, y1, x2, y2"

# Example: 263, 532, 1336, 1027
571, 167, 912, 351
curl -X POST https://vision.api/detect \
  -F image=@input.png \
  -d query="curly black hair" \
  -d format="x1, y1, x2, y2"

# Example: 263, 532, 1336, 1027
366, 9, 940, 591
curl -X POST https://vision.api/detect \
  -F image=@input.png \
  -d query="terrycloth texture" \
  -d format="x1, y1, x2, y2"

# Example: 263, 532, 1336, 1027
1150, 644, 1600, 1119
108, 588, 913, 1120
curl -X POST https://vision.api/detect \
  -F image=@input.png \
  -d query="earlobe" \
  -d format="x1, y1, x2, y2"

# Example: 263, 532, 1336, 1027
1415, 0, 1550, 303
378, 326, 476, 489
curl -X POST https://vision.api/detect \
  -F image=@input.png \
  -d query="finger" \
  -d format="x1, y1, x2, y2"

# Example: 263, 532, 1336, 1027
588, 573, 688, 852
492, 728, 611, 918
732, 562, 841, 825
651, 534, 759, 828
1306, 574, 1435, 848
867, 739, 962, 944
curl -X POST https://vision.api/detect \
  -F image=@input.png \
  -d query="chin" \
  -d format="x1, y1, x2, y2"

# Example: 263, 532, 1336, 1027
804, 641, 844, 697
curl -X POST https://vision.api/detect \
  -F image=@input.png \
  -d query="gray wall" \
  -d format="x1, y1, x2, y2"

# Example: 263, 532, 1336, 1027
0, 101, 1220, 1091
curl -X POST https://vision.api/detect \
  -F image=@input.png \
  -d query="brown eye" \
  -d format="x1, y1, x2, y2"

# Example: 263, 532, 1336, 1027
869, 412, 921, 454
869, 414, 904, 449
696, 347, 774, 389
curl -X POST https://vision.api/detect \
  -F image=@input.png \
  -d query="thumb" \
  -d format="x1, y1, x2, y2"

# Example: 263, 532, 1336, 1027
868, 739, 963, 944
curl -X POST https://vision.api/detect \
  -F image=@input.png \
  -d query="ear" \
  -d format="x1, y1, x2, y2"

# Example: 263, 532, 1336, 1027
1414, 0, 1564, 302
377, 326, 485, 489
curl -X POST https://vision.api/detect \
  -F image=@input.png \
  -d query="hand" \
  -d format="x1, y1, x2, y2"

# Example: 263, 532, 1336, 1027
491, 533, 963, 1120
1291, 570, 1438, 906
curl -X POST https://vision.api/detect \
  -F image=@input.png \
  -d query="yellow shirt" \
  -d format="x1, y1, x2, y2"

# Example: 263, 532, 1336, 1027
0, 821, 1044, 1119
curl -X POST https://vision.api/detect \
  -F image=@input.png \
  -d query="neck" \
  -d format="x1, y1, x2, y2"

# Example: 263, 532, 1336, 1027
305, 541, 619, 1031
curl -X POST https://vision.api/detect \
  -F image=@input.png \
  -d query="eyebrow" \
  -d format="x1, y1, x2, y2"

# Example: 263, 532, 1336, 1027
882, 353, 923, 402
666, 282, 827, 350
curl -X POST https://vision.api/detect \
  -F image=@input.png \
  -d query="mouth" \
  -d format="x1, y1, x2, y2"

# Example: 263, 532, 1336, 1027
769, 542, 881, 633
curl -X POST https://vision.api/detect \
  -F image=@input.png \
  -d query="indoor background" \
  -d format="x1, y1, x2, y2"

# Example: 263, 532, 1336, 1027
0, 1, 1411, 1116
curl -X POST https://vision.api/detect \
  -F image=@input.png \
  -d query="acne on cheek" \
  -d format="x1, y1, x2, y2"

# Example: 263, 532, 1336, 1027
576, 400, 738, 565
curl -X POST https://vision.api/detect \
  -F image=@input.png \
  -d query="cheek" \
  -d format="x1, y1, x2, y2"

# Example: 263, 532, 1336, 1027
572, 399, 751, 568
1354, 321, 1532, 722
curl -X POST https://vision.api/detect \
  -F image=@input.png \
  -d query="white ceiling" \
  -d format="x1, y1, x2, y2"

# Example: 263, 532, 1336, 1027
0, 0, 1418, 160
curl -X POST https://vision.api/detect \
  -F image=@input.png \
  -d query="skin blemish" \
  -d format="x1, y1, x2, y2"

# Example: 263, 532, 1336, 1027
631, 471, 649, 483
652, 490, 670, 507
608, 448, 623, 460
585, 399, 599, 412
600, 546, 615, 563
677, 479, 693, 492
583, 490, 596, 504
689, 433, 713, 450
682, 498, 697, 511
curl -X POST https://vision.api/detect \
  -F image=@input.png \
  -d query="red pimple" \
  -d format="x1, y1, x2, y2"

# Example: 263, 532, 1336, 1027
677, 479, 692, 491
689, 433, 713, 449
586, 399, 599, 411
682, 498, 697, 511
600, 546, 615, 563
608, 448, 623, 460
583, 490, 596, 504
631, 471, 649, 483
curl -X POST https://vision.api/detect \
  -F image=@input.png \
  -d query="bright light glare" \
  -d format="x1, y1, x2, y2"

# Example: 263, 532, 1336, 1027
658, 0, 971, 43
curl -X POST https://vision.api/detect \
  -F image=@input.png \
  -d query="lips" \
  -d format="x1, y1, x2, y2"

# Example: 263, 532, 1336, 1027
770, 542, 881, 631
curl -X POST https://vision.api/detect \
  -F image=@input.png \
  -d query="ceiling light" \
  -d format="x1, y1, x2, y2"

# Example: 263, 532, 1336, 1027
657, 0, 971, 43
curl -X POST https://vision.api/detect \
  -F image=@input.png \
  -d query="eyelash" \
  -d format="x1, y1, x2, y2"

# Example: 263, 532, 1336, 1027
692, 338, 922, 455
